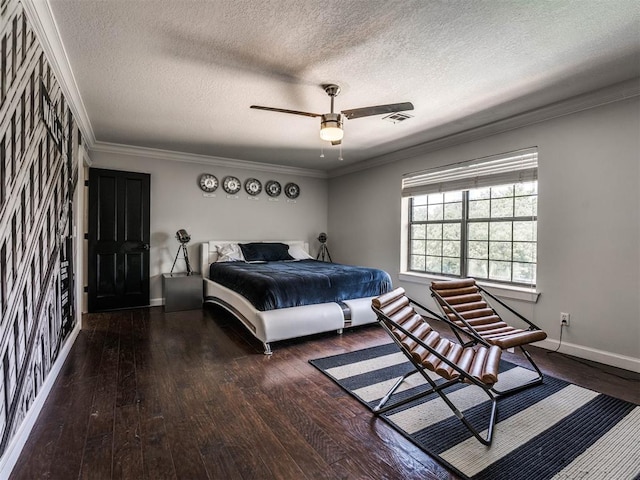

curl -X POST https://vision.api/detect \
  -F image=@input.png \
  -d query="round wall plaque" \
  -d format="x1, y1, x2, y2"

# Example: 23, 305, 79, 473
265, 180, 282, 197
244, 178, 262, 196
284, 182, 300, 199
222, 176, 241, 194
198, 173, 218, 192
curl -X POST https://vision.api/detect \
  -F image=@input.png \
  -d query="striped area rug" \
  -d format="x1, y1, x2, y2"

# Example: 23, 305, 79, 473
309, 343, 640, 480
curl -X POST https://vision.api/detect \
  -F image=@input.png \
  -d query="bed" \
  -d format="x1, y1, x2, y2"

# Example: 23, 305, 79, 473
200, 240, 392, 354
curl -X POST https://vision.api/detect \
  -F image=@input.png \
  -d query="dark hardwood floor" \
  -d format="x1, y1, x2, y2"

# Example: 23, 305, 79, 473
10, 305, 639, 480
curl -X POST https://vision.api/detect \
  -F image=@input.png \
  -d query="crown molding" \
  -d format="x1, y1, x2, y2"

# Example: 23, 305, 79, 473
22, 0, 95, 146
328, 78, 640, 178
90, 141, 328, 179
21, 0, 638, 180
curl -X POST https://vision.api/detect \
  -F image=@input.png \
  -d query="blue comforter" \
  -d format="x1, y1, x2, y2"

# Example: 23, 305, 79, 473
209, 260, 392, 311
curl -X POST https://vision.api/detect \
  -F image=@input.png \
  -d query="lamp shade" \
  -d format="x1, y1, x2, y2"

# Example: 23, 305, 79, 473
320, 113, 343, 142
176, 229, 191, 244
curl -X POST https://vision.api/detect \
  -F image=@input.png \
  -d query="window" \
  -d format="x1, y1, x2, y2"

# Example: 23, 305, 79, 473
403, 149, 538, 287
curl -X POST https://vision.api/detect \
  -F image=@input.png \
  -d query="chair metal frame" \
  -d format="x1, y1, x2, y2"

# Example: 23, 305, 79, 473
430, 281, 545, 396
372, 295, 500, 446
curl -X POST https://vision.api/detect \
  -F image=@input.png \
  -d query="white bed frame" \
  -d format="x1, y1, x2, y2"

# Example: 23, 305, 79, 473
200, 240, 378, 354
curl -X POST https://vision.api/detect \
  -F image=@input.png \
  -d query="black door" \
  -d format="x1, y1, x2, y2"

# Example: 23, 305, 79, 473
88, 168, 150, 312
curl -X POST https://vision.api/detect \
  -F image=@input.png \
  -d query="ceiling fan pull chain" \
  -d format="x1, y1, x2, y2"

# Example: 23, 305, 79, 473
338, 144, 344, 161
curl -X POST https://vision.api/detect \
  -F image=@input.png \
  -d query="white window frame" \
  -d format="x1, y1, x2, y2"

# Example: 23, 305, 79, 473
400, 148, 540, 303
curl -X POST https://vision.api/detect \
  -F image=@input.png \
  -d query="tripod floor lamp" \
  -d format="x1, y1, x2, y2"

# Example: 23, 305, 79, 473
171, 229, 193, 275
316, 232, 332, 262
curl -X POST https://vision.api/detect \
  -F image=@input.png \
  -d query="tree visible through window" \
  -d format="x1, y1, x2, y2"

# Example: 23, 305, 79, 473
408, 181, 537, 286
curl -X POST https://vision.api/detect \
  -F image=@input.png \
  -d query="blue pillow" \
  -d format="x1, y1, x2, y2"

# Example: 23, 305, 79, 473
239, 242, 294, 262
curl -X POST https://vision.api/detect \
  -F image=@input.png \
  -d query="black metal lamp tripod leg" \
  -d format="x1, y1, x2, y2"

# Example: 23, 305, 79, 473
171, 244, 193, 274
316, 244, 332, 262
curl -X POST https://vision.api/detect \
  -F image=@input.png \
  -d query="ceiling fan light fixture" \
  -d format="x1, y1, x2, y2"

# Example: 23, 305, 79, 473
320, 113, 343, 142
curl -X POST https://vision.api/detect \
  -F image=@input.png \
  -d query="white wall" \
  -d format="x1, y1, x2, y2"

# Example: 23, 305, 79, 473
89, 150, 328, 302
328, 97, 640, 371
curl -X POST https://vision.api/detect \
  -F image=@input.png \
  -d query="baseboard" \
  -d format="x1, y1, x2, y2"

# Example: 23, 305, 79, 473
0, 322, 81, 478
537, 338, 640, 373
150, 297, 163, 307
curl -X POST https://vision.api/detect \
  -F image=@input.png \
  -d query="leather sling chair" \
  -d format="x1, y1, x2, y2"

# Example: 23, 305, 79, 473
430, 278, 547, 395
371, 287, 502, 446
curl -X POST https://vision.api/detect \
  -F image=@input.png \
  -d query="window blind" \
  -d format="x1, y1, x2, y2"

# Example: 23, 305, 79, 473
402, 148, 538, 197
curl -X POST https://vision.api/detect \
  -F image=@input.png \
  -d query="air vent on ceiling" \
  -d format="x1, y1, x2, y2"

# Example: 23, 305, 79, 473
382, 112, 413, 124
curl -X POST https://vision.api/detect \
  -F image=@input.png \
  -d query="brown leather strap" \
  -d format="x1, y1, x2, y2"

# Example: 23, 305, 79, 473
374, 290, 502, 386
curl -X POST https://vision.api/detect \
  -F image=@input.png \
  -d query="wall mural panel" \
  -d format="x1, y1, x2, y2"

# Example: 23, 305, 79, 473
0, 0, 78, 458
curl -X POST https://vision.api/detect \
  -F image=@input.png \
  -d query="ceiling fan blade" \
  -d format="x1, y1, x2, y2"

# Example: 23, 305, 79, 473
342, 102, 414, 120
250, 105, 321, 118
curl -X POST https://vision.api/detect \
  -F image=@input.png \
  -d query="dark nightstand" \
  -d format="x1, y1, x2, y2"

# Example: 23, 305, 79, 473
163, 272, 203, 312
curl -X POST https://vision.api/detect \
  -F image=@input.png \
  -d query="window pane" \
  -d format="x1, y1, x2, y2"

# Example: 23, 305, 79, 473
444, 191, 463, 202
468, 259, 488, 278
468, 222, 488, 240
412, 224, 426, 240
513, 262, 536, 284
426, 256, 441, 273
427, 204, 443, 221
469, 187, 490, 200
515, 182, 537, 196
491, 197, 513, 217
515, 195, 537, 217
490, 222, 512, 241
410, 255, 425, 270
412, 205, 427, 221
489, 261, 511, 281
427, 224, 443, 239
513, 242, 536, 262
513, 221, 535, 241
444, 202, 462, 220
469, 199, 490, 218
468, 240, 488, 259
411, 240, 426, 255
491, 185, 514, 198
407, 179, 537, 287
442, 240, 460, 257
442, 257, 460, 275
489, 241, 512, 261
426, 240, 442, 256
428, 193, 444, 204
443, 223, 461, 240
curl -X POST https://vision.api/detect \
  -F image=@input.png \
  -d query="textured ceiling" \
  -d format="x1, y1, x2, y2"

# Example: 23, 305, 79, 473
48, 0, 640, 171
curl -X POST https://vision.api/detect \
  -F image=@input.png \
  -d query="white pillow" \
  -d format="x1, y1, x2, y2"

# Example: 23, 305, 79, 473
215, 243, 245, 262
288, 244, 313, 260
284, 241, 306, 250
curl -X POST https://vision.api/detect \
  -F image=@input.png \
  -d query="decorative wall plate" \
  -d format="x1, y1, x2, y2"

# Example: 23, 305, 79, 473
265, 180, 282, 197
222, 176, 241, 194
284, 182, 300, 199
198, 173, 218, 192
244, 178, 262, 196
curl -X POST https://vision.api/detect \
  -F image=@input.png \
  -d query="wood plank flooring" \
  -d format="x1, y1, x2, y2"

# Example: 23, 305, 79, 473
10, 305, 640, 479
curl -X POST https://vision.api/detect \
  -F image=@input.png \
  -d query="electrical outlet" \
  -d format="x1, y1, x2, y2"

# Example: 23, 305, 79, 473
560, 312, 570, 327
